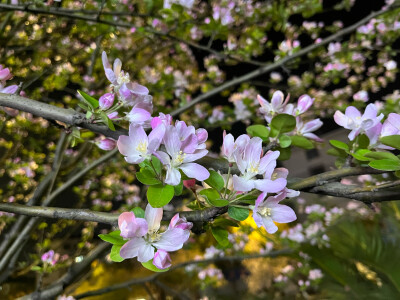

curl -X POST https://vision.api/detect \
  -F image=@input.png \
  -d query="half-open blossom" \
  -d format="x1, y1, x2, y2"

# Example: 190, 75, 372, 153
294, 95, 314, 116
41, 250, 58, 265
168, 213, 193, 231
156, 126, 209, 186
221, 132, 249, 163
0, 65, 12, 81
252, 192, 297, 234
295, 118, 323, 142
119, 204, 191, 264
232, 137, 287, 193
153, 249, 172, 269
334, 104, 384, 140
97, 138, 116, 151
125, 107, 152, 127
99, 93, 115, 110
118, 124, 165, 164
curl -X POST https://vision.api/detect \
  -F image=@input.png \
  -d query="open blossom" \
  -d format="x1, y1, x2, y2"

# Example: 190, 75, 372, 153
334, 104, 384, 140
174, 120, 207, 152
102, 51, 151, 108
41, 250, 58, 265
294, 95, 314, 116
232, 137, 287, 193
353, 90, 369, 102
252, 191, 297, 234
117, 124, 165, 164
221, 132, 250, 163
295, 118, 323, 142
119, 204, 191, 268
257, 91, 292, 123
156, 125, 209, 186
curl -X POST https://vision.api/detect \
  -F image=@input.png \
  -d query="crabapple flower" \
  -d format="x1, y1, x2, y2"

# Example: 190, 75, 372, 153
102, 51, 150, 107
258, 91, 293, 122
334, 104, 384, 140
174, 121, 207, 152
381, 113, 400, 136
252, 192, 297, 234
232, 137, 287, 193
295, 118, 323, 142
119, 204, 191, 264
41, 250, 58, 265
151, 113, 173, 129
153, 249, 172, 269
0, 66, 12, 81
164, 0, 194, 9
118, 124, 165, 164
125, 107, 152, 127
156, 126, 209, 186
108, 111, 119, 119
221, 132, 250, 163
270, 168, 300, 198
294, 95, 314, 116
353, 90, 369, 102
97, 138, 116, 151
168, 213, 193, 231
99, 93, 114, 110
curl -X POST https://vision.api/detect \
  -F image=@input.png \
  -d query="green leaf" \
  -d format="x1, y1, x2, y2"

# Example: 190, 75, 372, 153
246, 125, 270, 141
110, 244, 124, 262
31, 266, 42, 271
136, 169, 161, 185
380, 135, 400, 150
78, 90, 99, 109
174, 180, 183, 196
211, 227, 230, 247
98, 230, 125, 245
290, 135, 314, 149
151, 156, 162, 174
369, 159, 400, 171
199, 189, 228, 207
269, 114, 296, 137
204, 170, 225, 191
351, 149, 372, 162
330, 140, 349, 153
327, 147, 347, 158
278, 135, 292, 148
141, 259, 170, 272
277, 147, 291, 160
107, 118, 115, 131
86, 111, 93, 119
357, 134, 370, 149
228, 206, 250, 221
213, 218, 239, 228
147, 184, 175, 208
364, 152, 399, 161
131, 207, 145, 218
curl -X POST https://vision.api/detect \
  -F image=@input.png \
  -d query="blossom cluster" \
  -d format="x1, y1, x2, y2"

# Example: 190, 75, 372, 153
334, 103, 400, 149
118, 204, 192, 269
257, 91, 323, 142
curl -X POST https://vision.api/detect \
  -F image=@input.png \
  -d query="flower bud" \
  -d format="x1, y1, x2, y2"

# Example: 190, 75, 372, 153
99, 93, 115, 110
97, 138, 116, 151
107, 112, 119, 119
153, 250, 172, 269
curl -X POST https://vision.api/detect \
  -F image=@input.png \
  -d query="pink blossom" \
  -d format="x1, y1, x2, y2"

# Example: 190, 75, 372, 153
97, 138, 116, 151
119, 204, 191, 265
257, 91, 292, 123
118, 124, 166, 164
295, 118, 323, 141
156, 125, 209, 186
153, 249, 172, 269
294, 94, 314, 115
353, 90, 369, 102
99, 93, 115, 110
252, 192, 297, 234
334, 104, 384, 140
232, 137, 287, 193
221, 132, 249, 163
108, 112, 119, 119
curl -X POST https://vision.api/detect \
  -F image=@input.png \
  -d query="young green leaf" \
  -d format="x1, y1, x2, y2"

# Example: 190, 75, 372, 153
329, 140, 349, 153
78, 90, 99, 109
278, 135, 292, 148
228, 206, 250, 221
211, 227, 230, 247
369, 159, 400, 171
147, 184, 175, 208
131, 207, 145, 218
204, 170, 225, 191
246, 125, 270, 141
136, 169, 161, 185
141, 259, 170, 272
98, 230, 126, 245
269, 114, 296, 137
290, 135, 314, 149
110, 244, 125, 262
380, 135, 400, 150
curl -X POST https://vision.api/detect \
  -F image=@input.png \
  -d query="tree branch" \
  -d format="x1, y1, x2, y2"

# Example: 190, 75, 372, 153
73, 248, 293, 299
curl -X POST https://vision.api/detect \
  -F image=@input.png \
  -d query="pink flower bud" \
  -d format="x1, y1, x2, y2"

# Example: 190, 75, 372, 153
107, 112, 119, 119
97, 138, 116, 150
183, 179, 196, 189
99, 93, 115, 110
153, 250, 172, 269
